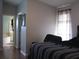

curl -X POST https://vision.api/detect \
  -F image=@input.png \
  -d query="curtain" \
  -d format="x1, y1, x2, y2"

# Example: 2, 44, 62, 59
55, 9, 72, 41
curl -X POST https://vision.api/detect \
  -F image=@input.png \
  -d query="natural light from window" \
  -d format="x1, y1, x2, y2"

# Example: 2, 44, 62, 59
55, 10, 72, 41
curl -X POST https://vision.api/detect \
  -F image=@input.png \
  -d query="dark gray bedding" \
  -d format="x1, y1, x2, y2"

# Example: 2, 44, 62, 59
31, 42, 79, 59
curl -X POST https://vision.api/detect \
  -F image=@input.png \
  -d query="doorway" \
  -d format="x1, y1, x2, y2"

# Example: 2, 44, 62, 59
15, 13, 27, 55
3, 15, 14, 47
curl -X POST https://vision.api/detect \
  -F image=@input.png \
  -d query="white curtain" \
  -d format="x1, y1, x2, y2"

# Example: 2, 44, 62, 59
55, 10, 72, 41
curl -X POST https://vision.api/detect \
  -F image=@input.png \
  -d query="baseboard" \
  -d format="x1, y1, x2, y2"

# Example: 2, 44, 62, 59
20, 50, 28, 56
15, 46, 28, 56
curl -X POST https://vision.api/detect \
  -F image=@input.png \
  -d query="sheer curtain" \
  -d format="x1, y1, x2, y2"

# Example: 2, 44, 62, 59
55, 9, 72, 41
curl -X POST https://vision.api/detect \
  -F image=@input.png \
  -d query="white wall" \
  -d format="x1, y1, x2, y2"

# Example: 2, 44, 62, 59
0, 0, 3, 47
28, 0, 56, 46
71, 1, 79, 37
3, 16, 12, 35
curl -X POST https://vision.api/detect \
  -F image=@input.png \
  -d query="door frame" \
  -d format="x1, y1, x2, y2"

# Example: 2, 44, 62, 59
16, 12, 25, 50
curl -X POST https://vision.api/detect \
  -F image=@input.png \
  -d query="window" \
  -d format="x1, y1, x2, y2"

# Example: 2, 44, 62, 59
55, 9, 72, 41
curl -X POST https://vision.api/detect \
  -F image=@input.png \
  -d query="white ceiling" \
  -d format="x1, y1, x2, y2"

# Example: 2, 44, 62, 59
4, 0, 78, 7
38, 0, 78, 7
4, 0, 23, 5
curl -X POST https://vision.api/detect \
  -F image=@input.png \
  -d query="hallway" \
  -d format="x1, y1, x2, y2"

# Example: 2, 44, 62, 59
0, 46, 27, 59
3, 15, 14, 47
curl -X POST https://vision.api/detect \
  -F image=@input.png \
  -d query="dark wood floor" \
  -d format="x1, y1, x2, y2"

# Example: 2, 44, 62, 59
0, 46, 27, 59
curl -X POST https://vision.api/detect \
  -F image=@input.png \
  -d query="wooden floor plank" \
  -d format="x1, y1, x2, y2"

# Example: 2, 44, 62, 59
0, 46, 28, 59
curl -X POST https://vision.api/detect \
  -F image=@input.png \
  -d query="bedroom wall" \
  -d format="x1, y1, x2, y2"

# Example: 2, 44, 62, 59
71, 1, 79, 37
28, 0, 56, 46
0, 0, 3, 47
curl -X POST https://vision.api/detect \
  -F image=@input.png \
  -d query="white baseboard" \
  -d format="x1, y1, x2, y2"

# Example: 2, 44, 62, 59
15, 46, 28, 56
20, 50, 28, 56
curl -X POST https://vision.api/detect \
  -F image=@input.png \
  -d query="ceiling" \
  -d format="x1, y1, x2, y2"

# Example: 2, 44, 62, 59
4, 0, 78, 7
4, 0, 23, 5
38, 0, 78, 7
